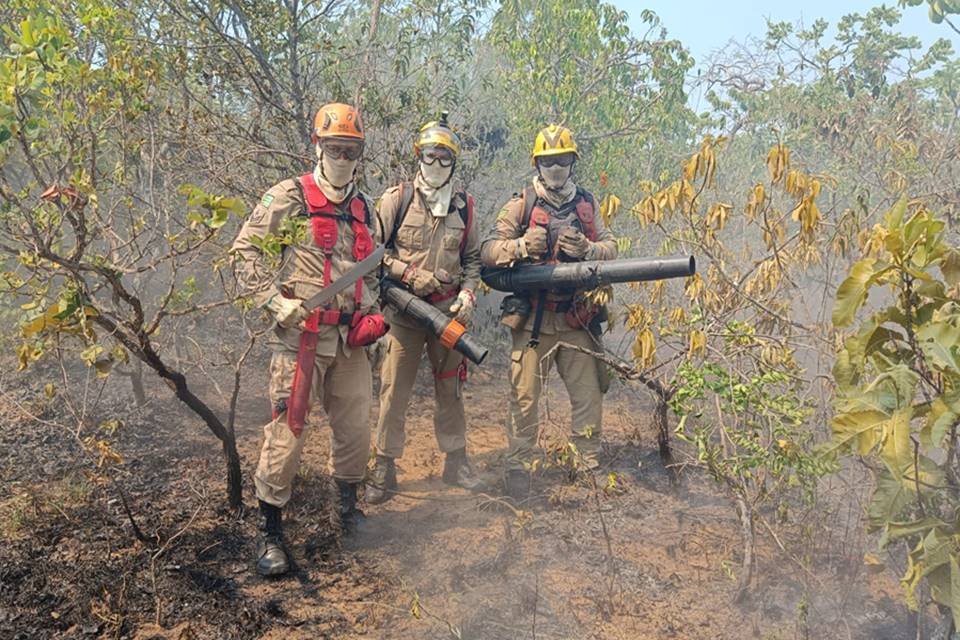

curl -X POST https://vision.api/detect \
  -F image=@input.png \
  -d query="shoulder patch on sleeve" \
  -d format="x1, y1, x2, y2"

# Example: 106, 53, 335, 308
260, 193, 275, 208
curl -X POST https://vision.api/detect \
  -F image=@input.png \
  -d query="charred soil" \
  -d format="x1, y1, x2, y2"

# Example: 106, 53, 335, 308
0, 356, 913, 639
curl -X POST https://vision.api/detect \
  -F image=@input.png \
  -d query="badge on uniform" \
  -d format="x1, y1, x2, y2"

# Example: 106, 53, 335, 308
260, 193, 275, 208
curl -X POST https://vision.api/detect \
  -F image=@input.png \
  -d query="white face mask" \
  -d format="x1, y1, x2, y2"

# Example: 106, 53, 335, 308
319, 150, 357, 189
540, 164, 571, 190
419, 162, 453, 189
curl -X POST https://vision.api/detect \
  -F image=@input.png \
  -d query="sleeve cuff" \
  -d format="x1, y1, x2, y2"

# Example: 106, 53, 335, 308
254, 286, 280, 309
386, 258, 410, 280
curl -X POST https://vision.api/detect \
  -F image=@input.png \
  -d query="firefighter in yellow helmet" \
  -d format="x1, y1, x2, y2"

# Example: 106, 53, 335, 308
231, 103, 386, 576
480, 124, 618, 501
366, 112, 485, 504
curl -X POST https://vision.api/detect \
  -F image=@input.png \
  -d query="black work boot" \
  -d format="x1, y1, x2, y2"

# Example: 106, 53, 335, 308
365, 455, 397, 505
336, 479, 366, 534
504, 469, 531, 503
442, 448, 486, 492
255, 500, 290, 577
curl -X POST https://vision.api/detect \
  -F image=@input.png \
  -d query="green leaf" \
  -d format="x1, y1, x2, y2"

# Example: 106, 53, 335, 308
833, 258, 877, 327
885, 195, 909, 230
881, 516, 947, 546
939, 248, 960, 286
917, 316, 960, 374
867, 468, 914, 530
207, 208, 229, 229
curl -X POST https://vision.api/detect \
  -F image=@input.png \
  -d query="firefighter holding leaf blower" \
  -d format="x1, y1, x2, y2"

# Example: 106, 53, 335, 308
366, 113, 486, 504
480, 124, 619, 502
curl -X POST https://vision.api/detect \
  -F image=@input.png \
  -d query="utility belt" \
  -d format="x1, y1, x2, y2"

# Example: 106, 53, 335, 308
499, 294, 606, 334
314, 309, 360, 326
530, 298, 574, 313
279, 292, 360, 327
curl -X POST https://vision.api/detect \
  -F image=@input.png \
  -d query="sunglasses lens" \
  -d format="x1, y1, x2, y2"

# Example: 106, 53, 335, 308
541, 154, 574, 168
322, 141, 363, 160
422, 148, 454, 167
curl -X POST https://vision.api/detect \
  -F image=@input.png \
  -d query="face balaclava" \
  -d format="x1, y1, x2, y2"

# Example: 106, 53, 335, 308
416, 159, 454, 218
314, 144, 358, 204
539, 163, 572, 191
534, 159, 577, 208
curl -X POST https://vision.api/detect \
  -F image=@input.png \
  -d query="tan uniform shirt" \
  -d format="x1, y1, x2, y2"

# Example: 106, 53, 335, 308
376, 184, 481, 327
480, 188, 618, 334
231, 178, 380, 357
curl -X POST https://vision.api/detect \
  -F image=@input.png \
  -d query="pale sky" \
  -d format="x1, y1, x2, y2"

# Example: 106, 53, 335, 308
616, 1, 959, 68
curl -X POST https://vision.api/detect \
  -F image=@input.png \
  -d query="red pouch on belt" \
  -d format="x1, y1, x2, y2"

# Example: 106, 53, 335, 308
347, 313, 389, 347
564, 302, 598, 330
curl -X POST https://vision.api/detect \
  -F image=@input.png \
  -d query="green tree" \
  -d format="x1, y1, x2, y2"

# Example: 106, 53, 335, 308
488, 0, 696, 201
831, 197, 960, 631
0, 0, 250, 508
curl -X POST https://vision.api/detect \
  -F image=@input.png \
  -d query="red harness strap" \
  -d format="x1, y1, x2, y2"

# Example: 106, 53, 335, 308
285, 173, 374, 437
434, 360, 467, 382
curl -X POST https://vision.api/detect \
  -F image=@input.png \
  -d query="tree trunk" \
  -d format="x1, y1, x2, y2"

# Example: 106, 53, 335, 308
734, 496, 754, 603
654, 393, 671, 463
93, 313, 245, 510
130, 359, 146, 407
222, 431, 243, 512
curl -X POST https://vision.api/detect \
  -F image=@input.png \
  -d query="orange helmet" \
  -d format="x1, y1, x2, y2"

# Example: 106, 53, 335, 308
312, 103, 364, 142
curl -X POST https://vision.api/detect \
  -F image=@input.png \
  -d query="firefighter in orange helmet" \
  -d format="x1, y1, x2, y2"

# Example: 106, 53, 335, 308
231, 103, 385, 576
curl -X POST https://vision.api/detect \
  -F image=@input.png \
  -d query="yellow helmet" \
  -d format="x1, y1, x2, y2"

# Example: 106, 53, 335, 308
414, 111, 461, 158
531, 124, 578, 164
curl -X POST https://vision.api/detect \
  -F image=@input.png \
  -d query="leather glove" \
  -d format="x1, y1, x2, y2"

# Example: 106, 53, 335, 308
402, 266, 452, 297
448, 289, 476, 324
265, 294, 309, 329
558, 227, 591, 260
520, 226, 548, 259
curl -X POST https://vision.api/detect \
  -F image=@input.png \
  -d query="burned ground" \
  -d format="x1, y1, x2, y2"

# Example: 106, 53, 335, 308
0, 355, 914, 639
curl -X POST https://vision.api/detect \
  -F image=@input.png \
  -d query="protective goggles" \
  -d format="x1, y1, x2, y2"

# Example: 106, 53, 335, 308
537, 154, 576, 168
420, 146, 455, 168
319, 138, 364, 161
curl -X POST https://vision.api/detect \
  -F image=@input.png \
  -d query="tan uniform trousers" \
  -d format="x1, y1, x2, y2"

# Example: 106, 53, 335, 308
507, 325, 603, 471
254, 341, 372, 507
375, 322, 467, 459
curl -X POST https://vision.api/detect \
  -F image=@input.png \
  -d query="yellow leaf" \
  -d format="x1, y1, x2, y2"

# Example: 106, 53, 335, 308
44, 383, 55, 398
683, 153, 700, 182
707, 203, 732, 231
766, 144, 790, 184
685, 274, 704, 301
632, 328, 657, 368
599, 194, 621, 224
648, 280, 664, 305
688, 329, 707, 357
